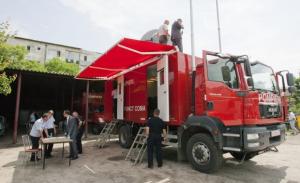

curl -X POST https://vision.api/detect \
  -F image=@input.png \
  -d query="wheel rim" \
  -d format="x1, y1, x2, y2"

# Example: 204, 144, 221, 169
192, 142, 211, 165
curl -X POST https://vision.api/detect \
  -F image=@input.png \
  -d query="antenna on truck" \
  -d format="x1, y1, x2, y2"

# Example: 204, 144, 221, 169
216, 0, 222, 53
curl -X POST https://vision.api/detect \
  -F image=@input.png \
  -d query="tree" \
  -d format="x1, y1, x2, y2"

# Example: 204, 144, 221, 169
290, 77, 300, 114
0, 22, 19, 95
9, 59, 47, 72
45, 57, 79, 76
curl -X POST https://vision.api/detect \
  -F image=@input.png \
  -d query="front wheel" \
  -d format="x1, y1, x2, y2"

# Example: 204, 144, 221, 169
186, 133, 223, 173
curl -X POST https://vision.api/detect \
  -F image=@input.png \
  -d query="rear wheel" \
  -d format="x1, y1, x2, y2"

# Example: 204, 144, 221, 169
230, 152, 257, 161
186, 133, 223, 173
119, 125, 133, 148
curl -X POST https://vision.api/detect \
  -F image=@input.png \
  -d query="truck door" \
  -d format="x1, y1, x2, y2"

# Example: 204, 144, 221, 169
202, 51, 244, 126
157, 55, 170, 121
117, 75, 124, 120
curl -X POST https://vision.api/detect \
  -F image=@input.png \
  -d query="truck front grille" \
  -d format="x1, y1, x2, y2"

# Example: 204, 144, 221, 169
259, 104, 281, 118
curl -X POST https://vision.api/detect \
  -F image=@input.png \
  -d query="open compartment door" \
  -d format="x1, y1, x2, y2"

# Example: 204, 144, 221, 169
157, 55, 170, 121
117, 75, 124, 120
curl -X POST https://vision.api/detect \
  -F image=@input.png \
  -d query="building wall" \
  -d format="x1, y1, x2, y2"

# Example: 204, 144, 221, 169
7, 36, 101, 69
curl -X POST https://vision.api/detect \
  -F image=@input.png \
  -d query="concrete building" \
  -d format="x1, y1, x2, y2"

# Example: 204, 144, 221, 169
7, 36, 101, 70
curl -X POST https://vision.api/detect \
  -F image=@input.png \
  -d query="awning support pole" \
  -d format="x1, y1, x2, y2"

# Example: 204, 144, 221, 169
70, 80, 75, 111
84, 80, 89, 138
13, 73, 22, 144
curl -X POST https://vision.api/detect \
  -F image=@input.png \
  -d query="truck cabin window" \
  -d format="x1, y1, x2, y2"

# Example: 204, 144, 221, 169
250, 63, 278, 93
207, 58, 238, 89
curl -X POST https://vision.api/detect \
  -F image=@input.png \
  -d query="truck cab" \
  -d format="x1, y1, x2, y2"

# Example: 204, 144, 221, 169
180, 51, 295, 172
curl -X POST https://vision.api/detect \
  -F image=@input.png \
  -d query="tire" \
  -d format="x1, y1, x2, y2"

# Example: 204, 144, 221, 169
186, 133, 223, 173
230, 152, 257, 161
119, 125, 133, 148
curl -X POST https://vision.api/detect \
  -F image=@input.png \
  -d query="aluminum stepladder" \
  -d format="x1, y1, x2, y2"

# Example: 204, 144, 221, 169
125, 127, 148, 165
97, 119, 118, 148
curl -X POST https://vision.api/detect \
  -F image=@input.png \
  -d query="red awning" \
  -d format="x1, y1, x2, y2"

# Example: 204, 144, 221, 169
76, 38, 176, 80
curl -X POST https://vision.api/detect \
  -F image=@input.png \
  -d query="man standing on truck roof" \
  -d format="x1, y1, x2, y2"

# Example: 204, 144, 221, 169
145, 109, 167, 168
157, 20, 170, 44
171, 18, 184, 52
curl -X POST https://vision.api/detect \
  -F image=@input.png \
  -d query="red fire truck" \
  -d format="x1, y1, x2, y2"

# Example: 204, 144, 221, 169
77, 38, 295, 173
81, 92, 105, 134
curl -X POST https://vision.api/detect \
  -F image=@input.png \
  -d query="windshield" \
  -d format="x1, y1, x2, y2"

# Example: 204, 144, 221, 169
251, 63, 278, 92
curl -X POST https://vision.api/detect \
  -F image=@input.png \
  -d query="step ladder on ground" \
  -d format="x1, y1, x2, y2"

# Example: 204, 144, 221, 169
96, 120, 118, 148
125, 127, 148, 165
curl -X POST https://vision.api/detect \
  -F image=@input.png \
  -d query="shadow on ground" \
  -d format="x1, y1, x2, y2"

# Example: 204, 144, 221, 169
2, 139, 292, 183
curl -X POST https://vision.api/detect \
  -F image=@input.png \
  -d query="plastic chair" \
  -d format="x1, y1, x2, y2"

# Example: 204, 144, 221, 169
21, 135, 42, 165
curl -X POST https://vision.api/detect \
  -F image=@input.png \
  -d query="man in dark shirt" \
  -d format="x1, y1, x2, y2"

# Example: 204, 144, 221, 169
146, 109, 167, 168
72, 111, 85, 154
171, 18, 184, 52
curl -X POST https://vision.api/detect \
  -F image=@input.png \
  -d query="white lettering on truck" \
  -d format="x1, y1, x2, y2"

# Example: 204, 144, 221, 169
124, 105, 146, 112
258, 92, 281, 105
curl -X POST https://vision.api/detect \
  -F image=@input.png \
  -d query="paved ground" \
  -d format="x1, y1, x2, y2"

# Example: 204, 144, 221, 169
0, 134, 299, 183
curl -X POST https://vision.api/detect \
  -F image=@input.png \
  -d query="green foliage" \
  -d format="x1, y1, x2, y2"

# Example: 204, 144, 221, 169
8, 59, 47, 72
0, 73, 16, 95
45, 57, 79, 75
0, 22, 18, 95
290, 78, 300, 114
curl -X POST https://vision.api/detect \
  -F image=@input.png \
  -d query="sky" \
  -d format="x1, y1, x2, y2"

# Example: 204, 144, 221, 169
0, 0, 299, 75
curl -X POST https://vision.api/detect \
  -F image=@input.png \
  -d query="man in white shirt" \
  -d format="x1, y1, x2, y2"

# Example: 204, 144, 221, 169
158, 20, 170, 44
289, 111, 299, 135
29, 113, 48, 161
44, 110, 56, 158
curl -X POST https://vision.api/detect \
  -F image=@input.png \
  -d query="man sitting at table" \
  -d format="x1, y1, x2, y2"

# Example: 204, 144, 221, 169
63, 110, 78, 160
29, 113, 48, 161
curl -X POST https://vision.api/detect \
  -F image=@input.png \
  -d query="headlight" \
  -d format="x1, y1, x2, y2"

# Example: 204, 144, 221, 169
248, 142, 260, 148
98, 117, 105, 123
247, 133, 259, 140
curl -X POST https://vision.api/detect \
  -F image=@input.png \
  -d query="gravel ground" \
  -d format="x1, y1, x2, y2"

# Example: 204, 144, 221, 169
0, 134, 299, 183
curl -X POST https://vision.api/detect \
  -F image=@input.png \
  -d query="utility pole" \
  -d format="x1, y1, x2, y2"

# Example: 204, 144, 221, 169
190, 0, 196, 71
216, 0, 222, 53
190, 0, 196, 114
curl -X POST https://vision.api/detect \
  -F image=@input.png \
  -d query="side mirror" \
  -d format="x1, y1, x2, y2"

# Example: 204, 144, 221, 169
247, 78, 254, 87
286, 73, 295, 86
288, 86, 296, 93
221, 66, 231, 82
244, 59, 252, 77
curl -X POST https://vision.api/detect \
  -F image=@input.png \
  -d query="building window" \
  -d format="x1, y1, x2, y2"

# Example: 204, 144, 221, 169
84, 55, 87, 62
27, 45, 31, 51
37, 47, 41, 51
57, 51, 61, 57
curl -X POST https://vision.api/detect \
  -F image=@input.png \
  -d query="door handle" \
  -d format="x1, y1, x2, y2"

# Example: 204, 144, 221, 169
207, 101, 214, 110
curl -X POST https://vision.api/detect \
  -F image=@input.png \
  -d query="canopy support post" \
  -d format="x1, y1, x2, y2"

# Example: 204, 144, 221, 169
13, 73, 22, 144
84, 80, 90, 138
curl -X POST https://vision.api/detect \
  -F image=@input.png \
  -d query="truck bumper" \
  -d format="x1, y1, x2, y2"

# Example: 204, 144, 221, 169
243, 124, 285, 152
